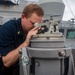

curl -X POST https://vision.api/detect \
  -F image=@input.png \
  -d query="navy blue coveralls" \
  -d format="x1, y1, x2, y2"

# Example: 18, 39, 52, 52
0, 18, 27, 75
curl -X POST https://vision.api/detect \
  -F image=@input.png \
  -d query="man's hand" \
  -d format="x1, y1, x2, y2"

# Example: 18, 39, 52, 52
25, 26, 40, 46
28, 26, 40, 36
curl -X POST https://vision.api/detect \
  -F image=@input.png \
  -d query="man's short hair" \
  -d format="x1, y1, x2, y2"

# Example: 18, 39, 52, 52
22, 3, 44, 18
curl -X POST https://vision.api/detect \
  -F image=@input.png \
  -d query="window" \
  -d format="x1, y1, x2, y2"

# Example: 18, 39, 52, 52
66, 29, 75, 39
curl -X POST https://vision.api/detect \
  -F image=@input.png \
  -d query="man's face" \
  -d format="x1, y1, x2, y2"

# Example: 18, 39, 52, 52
22, 13, 43, 32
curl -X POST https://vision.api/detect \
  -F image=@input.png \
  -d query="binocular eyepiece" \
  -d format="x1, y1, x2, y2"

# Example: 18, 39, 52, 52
34, 22, 48, 34
37, 25, 48, 34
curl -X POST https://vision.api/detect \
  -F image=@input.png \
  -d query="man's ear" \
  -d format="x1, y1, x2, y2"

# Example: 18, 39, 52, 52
21, 14, 26, 19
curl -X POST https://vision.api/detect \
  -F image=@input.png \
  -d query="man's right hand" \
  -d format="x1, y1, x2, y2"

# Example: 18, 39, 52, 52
24, 26, 40, 46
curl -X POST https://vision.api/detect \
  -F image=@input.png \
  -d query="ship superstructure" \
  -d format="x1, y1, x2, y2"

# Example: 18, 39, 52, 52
59, 18, 75, 61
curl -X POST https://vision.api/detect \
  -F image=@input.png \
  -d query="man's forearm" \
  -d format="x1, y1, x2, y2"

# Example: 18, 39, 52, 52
2, 41, 29, 67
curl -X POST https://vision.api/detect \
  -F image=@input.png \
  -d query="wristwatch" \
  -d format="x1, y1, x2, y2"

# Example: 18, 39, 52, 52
19, 48, 22, 54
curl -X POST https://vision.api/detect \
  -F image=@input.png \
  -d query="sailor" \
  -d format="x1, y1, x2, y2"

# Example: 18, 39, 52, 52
0, 3, 44, 75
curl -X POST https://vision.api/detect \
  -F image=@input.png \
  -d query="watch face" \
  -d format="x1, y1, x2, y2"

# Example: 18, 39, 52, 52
19, 49, 22, 54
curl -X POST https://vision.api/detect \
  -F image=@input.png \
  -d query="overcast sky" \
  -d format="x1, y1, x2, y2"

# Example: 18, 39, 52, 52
62, 0, 75, 21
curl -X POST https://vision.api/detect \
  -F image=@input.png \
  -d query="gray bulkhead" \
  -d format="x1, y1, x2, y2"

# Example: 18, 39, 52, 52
0, 0, 26, 25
